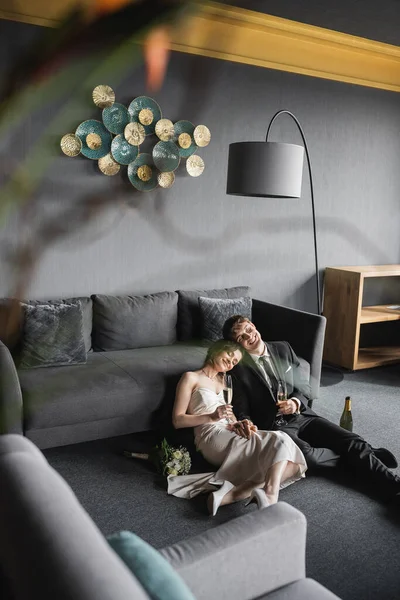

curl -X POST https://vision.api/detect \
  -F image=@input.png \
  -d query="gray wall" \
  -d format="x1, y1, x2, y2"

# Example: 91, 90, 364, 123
0, 16, 400, 313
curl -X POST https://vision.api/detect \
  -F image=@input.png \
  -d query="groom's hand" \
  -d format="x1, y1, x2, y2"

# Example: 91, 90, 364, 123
277, 399, 298, 415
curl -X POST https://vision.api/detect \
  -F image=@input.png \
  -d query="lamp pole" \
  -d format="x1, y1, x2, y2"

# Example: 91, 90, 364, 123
266, 110, 321, 315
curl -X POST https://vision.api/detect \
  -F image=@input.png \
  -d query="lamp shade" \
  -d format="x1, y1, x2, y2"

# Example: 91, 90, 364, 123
226, 141, 305, 198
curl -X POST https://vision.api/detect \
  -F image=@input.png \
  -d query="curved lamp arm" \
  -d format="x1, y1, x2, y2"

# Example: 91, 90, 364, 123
266, 110, 321, 315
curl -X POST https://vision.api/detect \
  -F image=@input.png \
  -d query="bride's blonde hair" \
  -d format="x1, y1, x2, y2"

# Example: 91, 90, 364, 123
204, 339, 243, 369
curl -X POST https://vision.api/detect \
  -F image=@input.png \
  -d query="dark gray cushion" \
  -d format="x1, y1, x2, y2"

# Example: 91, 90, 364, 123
177, 286, 250, 341
199, 296, 252, 341
19, 302, 86, 369
92, 292, 178, 351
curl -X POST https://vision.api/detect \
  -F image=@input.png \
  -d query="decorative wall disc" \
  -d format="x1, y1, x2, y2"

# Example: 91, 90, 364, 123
60, 133, 82, 157
158, 171, 175, 189
92, 85, 115, 108
102, 103, 129, 135
111, 135, 139, 165
194, 125, 211, 147
75, 120, 111, 159
128, 96, 162, 135
174, 120, 197, 157
86, 133, 102, 150
128, 153, 158, 191
139, 108, 153, 126
137, 165, 152, 182
178, 133, 191, 149
155, 119, 175, 141
124, 122, 145, 146
186, 154, 205, 177
98, 153, 120, 176
152, 141, 180, 172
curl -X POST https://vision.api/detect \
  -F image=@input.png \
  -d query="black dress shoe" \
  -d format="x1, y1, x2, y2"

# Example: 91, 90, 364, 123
373, 447, 398, 469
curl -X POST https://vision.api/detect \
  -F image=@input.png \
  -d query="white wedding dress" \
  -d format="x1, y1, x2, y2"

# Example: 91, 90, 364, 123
167, 387, 307, 499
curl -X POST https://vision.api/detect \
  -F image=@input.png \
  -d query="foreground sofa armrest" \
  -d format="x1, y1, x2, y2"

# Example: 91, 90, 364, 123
0, 340, 23, 435
0, 435, 149, 600
252, 299, 326, 401
160, 502, 306, 600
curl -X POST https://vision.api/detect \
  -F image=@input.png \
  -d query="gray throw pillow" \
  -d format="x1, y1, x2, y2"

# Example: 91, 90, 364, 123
91, 292, 178, 351
177, 286, 250, 341
19, 302, 87, 369
199, 296, 252, 341
28, 297, 92, 353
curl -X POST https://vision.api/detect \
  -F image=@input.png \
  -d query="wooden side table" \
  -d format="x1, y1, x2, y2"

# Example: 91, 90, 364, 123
323, 265, 400, 370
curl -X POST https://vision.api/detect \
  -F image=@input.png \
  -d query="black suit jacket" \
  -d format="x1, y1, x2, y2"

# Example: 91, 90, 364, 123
231, 341, 317, 430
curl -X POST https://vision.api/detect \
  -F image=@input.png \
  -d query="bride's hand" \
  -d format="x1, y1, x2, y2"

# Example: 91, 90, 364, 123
229, 419, 258, 439
211, 405, 233, 422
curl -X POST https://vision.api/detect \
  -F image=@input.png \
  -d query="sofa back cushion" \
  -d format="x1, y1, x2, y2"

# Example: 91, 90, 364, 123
177, 286, 250, 341
92, 292, 178, 351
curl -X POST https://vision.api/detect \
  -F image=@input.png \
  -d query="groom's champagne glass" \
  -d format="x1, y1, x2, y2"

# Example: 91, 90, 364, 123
275, 381, 287, 426
223, 374, 233, 424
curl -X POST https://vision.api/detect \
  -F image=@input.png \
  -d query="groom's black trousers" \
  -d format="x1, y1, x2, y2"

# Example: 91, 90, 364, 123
280, 414, 400, 497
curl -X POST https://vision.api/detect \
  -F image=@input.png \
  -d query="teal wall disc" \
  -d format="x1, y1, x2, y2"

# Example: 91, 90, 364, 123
111, 135, 139, 165
102, 103, 130, 135
128, 96, 162, 136
75, 120, 112, 159
128, 153, 158, 191
152, 141, 180, 172
174, 120, 198, 158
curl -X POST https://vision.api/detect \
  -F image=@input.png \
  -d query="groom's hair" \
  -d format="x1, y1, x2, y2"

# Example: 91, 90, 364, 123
222, 315, 250, 341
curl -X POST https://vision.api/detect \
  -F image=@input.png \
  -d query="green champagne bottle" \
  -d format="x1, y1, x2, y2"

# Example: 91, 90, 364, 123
340, 396, 353, 432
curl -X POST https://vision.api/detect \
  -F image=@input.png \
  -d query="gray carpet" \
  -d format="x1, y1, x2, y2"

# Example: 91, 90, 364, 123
44, 365, 400, 600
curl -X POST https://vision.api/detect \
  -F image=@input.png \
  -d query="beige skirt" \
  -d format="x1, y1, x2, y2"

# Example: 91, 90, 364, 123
167, 424, 307, 499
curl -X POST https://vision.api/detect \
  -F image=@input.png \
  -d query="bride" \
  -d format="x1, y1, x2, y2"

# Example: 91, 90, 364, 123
168, 340, 307, 515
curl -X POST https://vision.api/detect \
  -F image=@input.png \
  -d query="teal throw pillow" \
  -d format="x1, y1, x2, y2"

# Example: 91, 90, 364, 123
107, 531, 196, 600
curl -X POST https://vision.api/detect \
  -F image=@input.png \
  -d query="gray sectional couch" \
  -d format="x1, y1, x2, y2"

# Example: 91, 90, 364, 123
0, 287, 326, 449
0, 435, 340, 600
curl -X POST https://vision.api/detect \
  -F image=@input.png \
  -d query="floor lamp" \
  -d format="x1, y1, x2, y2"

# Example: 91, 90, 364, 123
226, 110, 321, 315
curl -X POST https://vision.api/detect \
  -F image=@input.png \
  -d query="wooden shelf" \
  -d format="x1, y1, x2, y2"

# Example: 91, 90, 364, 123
356, 346, 400, 370
323, 265, 400, 370
360, 305, 400, 323
328, 265, 400, 277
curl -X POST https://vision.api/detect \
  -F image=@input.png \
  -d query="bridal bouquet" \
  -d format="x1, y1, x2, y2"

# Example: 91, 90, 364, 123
124, 438, 191, 477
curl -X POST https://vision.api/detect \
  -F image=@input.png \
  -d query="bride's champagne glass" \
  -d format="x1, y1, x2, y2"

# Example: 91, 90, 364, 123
223, 374, 233, 424
275, 380, 287, 426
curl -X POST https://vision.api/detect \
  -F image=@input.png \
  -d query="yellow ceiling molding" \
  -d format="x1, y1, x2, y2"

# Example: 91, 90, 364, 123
171, 2, 400, 93
1, 1, 400, 92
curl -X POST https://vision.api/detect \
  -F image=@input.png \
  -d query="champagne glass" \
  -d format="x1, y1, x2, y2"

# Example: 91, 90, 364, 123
223, 374, 233, 424
275, 380, 287, 426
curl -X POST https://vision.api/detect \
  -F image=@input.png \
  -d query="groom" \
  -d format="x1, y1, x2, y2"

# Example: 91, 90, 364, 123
223, 314, 400, 505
